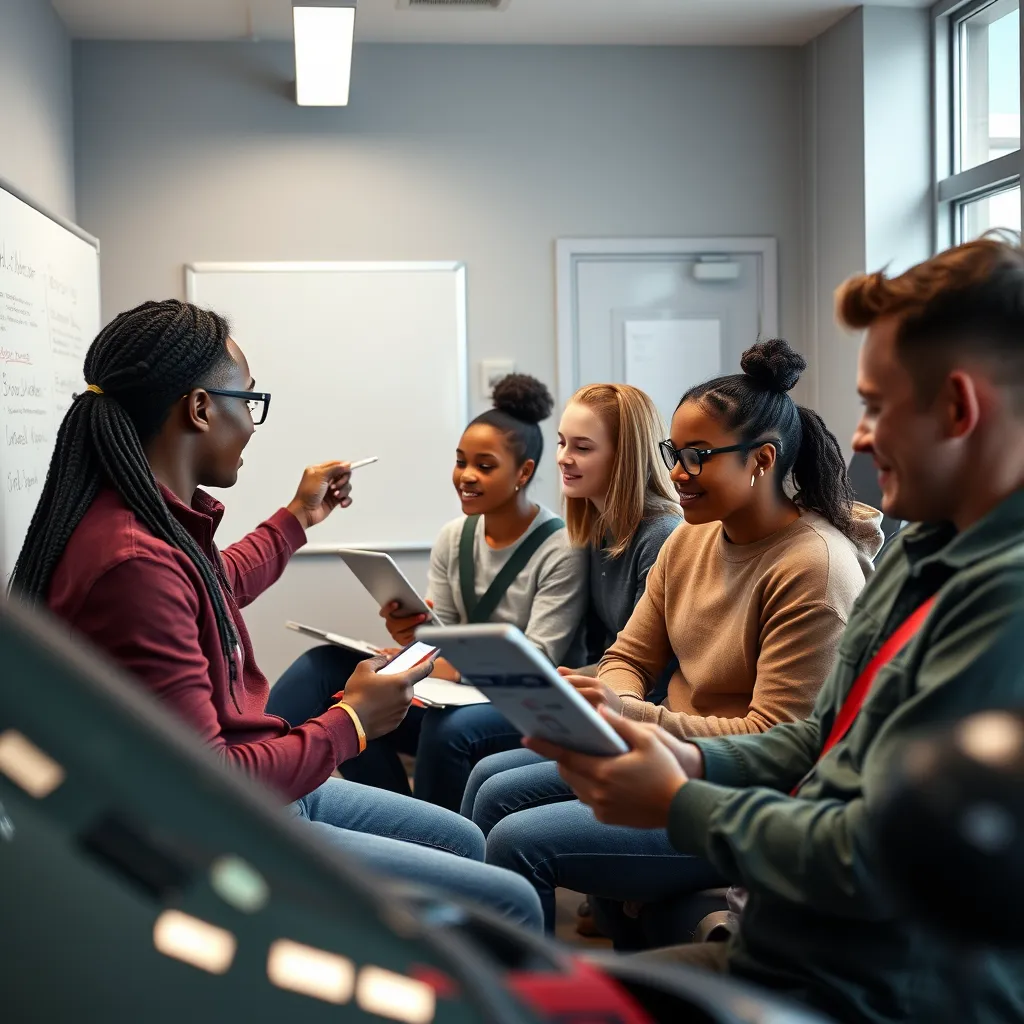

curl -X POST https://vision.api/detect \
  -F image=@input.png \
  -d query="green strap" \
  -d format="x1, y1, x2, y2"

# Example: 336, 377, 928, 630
458, 514, 565, 624
458, 515, 481, 620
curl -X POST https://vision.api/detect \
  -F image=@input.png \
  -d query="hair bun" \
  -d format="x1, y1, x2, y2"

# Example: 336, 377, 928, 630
739, 338, 806, 394
492, 373, 554, 425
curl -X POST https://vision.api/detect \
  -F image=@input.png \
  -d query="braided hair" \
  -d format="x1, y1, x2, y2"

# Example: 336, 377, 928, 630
681, 338, 855, 536
9, 300, 241, 679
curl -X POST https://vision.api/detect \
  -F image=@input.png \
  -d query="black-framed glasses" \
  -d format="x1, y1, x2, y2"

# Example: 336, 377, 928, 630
659, 438, 781, 477
205, 388, 272, 425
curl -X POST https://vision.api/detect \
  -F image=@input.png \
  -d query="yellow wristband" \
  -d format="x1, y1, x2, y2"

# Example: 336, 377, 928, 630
332, 700, 366, 754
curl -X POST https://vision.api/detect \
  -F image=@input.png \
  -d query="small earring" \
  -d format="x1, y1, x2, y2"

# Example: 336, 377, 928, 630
750, 474, 756, 488
759, 468, 765, 477
515, 485, 520, 492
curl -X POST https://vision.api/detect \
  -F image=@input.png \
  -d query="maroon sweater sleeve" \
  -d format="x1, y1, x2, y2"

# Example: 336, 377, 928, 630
76, 554, 358, 802
220, 508, 307, 609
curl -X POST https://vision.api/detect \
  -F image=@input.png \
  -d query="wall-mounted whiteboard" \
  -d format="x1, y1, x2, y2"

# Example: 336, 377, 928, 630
0, 180, 100, 583
186, 262, 467, 552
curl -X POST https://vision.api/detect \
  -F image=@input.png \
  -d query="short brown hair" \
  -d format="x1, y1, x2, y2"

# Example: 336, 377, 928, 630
836, 237, 1024, 394
563, 384, 680, 558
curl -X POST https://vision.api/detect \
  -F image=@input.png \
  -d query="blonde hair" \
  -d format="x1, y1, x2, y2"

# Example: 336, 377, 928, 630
563, 384, 680, 558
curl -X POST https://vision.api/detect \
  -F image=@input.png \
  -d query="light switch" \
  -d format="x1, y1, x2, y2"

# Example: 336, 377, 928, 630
480, 359, 516, 400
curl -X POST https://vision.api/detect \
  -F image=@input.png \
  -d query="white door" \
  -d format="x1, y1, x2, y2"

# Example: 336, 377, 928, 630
556, 238, 778, 429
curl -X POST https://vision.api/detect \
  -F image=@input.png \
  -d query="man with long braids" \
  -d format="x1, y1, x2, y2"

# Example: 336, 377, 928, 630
9, 299, 541, 930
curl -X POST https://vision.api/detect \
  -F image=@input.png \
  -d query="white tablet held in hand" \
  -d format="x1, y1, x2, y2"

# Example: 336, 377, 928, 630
416, 624, 629, 757
337, 550, 444, 626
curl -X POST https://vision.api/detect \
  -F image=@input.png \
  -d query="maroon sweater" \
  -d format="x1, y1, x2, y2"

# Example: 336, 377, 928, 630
48, 486, 358, 802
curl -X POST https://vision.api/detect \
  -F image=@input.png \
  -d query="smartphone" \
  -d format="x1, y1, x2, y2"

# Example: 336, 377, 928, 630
378, 640, 439, 677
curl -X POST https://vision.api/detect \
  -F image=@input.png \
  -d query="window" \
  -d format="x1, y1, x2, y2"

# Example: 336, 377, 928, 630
935, 0, 1023, 246
959, 182, 1022, 238
958, 1, 1020, 170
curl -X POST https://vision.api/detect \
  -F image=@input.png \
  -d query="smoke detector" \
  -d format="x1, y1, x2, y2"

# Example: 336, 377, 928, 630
397, 0, 511, 9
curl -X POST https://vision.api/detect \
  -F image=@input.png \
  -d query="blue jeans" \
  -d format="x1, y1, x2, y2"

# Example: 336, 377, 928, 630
465, 750, 723, 933
268, 646, 522, 810
289, 776, 541, 930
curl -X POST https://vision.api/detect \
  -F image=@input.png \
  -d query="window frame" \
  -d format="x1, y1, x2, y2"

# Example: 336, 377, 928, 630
933, 0, 1023, 248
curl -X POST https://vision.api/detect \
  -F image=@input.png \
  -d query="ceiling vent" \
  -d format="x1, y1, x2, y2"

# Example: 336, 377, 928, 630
397, 0, 510, 9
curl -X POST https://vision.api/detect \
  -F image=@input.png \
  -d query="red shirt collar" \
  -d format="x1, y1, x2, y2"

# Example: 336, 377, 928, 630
156, 484, 226, 554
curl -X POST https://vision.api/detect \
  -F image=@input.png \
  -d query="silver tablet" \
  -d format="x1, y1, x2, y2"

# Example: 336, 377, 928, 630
417, 623, 628, 757
338, 549, 444, 626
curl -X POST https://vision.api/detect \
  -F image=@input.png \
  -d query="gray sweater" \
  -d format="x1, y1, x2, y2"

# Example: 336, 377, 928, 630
584, 511, 681, 664
427, 505, 588, 665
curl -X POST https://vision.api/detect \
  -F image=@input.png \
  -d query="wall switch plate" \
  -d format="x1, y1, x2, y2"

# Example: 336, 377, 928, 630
480, 359, 516, 400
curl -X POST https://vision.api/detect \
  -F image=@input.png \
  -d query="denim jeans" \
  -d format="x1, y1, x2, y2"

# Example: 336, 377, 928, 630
289, 776, 541, 930
268, 645, 522, 810
465, 750, 723, 933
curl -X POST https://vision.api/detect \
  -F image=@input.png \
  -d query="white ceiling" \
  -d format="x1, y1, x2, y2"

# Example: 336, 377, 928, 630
52, 0, 932, 47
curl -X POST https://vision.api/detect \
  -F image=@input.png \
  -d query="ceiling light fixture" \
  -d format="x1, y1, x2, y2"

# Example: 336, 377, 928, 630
293, 3, 357, 107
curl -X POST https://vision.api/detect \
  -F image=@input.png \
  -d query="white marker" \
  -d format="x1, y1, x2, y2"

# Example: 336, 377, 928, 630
348, 457, 378, 471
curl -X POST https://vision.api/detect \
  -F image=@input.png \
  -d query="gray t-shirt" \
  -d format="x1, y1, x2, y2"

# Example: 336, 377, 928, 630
427, 505, 588, 665
584, 511, 681, 664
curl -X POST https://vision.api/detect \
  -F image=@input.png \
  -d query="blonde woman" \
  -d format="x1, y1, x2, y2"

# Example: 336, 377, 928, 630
459, 383, 682, 814
559, 383, 682, 670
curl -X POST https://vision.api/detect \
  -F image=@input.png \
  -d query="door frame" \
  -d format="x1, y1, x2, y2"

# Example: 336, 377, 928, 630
554, 236, 779, 410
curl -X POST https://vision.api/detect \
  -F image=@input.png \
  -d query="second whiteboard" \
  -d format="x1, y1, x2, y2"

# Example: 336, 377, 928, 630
186, 261, 468, 551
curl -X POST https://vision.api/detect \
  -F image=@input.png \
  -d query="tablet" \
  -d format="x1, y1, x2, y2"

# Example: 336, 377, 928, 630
286, 621, 379, 657
416, 624, 628, 757
337, 550, 444, 627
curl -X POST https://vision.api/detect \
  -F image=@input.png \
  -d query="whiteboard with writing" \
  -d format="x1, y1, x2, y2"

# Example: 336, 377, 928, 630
0, 182, 100, 583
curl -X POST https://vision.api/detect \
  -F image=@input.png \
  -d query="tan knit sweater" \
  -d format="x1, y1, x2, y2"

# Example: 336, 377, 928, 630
598, 503, 883, 738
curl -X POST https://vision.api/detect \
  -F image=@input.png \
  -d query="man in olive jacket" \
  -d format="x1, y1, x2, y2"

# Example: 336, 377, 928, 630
526, 238, 1024, 1023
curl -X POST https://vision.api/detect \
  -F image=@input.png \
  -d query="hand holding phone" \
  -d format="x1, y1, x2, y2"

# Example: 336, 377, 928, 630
341, 644, 437, 739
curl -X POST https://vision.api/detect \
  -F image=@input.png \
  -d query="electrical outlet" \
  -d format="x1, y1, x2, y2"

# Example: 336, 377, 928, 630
480, 360, 516, 400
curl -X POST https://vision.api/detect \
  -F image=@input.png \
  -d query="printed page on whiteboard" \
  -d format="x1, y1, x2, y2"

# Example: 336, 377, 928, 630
624, 318, 721, 428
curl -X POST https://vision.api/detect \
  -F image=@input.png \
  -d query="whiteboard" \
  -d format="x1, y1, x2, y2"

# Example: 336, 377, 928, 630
624, 318, 721, 428
0, 180, 100, 583
186, 262, 467, 551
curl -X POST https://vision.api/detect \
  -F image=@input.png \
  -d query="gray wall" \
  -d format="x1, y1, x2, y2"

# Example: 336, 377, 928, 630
862, 7, 932, 274
802, 10, 867, 452
73, 41, 807, 682
0, 0, 75, 219
801, 7, 931, 458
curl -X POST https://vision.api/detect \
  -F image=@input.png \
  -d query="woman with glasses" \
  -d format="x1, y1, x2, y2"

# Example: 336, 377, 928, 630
462, 338, 884, 934
11, 300, 545, 931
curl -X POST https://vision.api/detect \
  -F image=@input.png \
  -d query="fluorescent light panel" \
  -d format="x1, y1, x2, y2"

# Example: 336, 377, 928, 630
294, 5, 356, 106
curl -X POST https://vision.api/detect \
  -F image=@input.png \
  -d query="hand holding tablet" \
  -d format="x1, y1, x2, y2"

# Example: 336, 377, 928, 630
339, 549, 444, 628
416, 623, 628, 757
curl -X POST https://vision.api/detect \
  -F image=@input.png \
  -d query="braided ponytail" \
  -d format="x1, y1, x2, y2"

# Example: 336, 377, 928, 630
792, 407, 854, 536
9, 300, 240, 681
